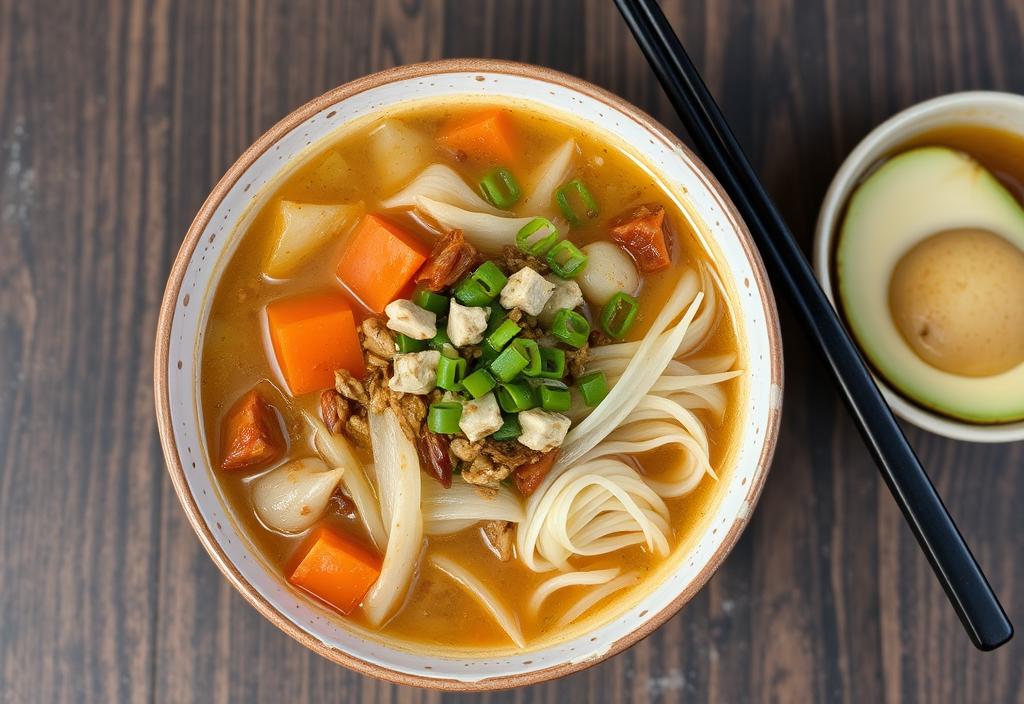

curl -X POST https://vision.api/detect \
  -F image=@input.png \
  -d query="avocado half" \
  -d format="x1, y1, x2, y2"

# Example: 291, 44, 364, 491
837, 146, 1024, 423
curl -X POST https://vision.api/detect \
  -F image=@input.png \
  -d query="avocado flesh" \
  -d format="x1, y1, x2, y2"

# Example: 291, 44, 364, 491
837, 146, 1024, 423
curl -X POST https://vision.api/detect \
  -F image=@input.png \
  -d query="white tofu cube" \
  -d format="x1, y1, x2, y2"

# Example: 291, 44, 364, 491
388, 350, 441, 395
459, 392, 504, 442
447, 299, 488, 347
539, 274, 584, 325
384, 299, 436, 340
517, 408, 572, 452
499, 267, 556, 316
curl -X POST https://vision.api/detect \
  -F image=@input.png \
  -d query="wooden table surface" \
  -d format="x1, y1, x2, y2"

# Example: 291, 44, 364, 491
2, 1, 1022, 702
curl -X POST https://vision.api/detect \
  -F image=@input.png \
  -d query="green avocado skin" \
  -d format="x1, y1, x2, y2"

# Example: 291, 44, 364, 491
837, 146, 1024, 424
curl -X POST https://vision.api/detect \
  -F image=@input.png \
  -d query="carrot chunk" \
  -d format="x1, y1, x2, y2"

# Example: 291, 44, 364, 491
288, 526, 382, 615
609, 203, 673, 273
436, 108, 517, 163
266, 291, 365, 396
336, 214, 429, 313
220, 389, 285, 471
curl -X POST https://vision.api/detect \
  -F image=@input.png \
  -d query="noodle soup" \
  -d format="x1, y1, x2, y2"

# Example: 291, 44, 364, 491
200, 100, 743, 651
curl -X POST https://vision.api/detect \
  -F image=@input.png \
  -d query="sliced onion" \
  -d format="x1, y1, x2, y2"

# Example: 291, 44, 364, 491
301, 410, 387, 550
251, 458, 344, 534
422, 476, 524, 535
415, 196, 533, 254
361, 409, 424, 626
519, 139, 576, 215
431, 554, 525, 648
381, 164, 502, 214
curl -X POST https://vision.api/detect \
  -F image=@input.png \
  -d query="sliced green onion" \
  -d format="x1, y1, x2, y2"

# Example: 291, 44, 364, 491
546, 240, 588, 279
479, 341, 501, 364
485, 304, 506, 332
396, 333, 427, 353
479, 168, 521, 209
427, 401, 463, 434
537, 347, 566, 379
496, 382, 537, 413
600, 291, 639, 340
413, 288, 450, 316
462, 368, 497, 399
512, 338, 542, 376
469, 260, 508, 300
491, 413, 522, 441
490, 344, 530, 382
486, 318, 521, 351
515, 217, 560, 256
436, 355, 467, 391
577, 370, 609, 407
539, 385, 571, 412
429, 327, 452, 351
554, 179, 599, 227
454, 278, 492, 306
551, 308, 590, 348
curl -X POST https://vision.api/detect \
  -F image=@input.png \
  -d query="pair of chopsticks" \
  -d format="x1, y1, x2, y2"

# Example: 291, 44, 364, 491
613, 0, 1012, 650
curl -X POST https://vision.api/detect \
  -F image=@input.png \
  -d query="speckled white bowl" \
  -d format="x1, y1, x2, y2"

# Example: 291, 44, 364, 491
154, 60, 783, 689
814, 91, 1024, 442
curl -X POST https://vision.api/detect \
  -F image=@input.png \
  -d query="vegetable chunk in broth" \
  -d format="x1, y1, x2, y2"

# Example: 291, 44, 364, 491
201, 100, 743, 651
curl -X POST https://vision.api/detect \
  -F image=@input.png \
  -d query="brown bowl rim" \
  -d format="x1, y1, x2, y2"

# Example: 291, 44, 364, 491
153, 58, 783, 691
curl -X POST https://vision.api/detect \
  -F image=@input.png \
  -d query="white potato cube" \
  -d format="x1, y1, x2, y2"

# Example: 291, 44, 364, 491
539, 274, 584, 325
385, 299, 437, 340
369, 119, 432, 191
389, 350, 441, 395
265, 201, 360, 278
517, 408, 572, 452
499, 267, 556, 316
459, 392, 504, 442
447, 300, 488, 347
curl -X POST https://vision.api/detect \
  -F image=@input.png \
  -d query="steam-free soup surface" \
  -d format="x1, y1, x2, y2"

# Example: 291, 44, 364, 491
201, 100, 741, 651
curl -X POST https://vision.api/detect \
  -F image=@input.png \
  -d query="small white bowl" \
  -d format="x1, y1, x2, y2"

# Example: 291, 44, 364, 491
155, 59, 783, 689
814, 91, 1024, 443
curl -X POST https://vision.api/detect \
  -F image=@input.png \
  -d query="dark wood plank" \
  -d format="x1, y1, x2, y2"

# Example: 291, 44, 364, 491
1, 1, 1022, 702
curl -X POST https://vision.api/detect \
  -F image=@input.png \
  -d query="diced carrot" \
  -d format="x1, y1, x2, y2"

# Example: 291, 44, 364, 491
514, 450, 559, 497
266, 291, 365, 396
608, 203, 673, 273
288, 526, 382, 615
335, 214, 429, 313
220, 389, 285, 471
436, 108, 517, 163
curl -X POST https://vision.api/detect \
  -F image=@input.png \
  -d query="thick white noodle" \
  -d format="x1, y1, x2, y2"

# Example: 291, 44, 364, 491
519, 139, 576, 215
414, 197, 534, 254
528, 568, 620, 615
431, 554, 525, 648
381, 164, 503, 214
301, 410, 387, 550
554, 572, 640, 629
421, 477, 524, 535
361, 409, 424, 626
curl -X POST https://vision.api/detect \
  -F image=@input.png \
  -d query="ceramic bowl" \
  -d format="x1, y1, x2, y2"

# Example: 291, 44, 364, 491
814, 91, 1024, 443
154, 59, 783, 689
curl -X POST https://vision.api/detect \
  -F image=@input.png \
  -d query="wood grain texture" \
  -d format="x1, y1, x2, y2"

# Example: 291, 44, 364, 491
0, 0, 1022, 702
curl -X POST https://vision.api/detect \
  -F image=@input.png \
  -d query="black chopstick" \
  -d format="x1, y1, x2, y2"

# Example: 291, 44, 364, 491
614, 0, 1013, 651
